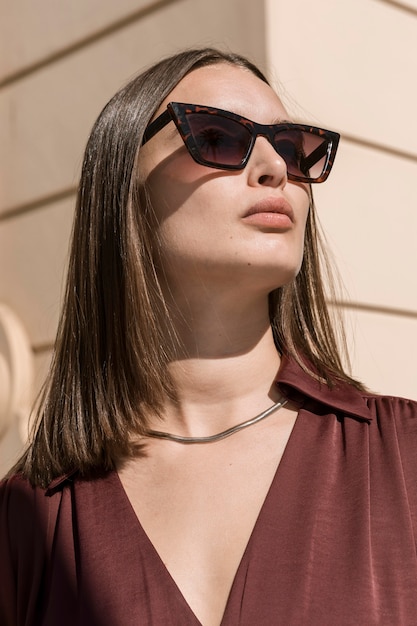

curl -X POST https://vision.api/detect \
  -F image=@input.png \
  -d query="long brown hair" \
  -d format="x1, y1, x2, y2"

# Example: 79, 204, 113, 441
10, 47, 362, 487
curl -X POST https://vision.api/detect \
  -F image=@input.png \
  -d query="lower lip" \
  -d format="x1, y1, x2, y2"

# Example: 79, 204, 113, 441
242, 212, 293, 229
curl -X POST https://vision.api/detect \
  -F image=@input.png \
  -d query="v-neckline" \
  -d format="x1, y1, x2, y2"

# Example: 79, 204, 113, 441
114, 411, 300, 625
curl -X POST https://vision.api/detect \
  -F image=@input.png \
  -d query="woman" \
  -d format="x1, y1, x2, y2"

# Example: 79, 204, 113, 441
1, 48, 417, 626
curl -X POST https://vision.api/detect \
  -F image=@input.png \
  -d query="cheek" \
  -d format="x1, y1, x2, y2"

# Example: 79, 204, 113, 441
290, 192, 310, 269
146, 183, 210, 267
297, 208, 311, 266
144, 160, 210, 225
291, 185, 310, 231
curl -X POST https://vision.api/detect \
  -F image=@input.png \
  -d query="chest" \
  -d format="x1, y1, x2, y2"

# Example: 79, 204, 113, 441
41, 411, 417, 625
118, 430, 291, 626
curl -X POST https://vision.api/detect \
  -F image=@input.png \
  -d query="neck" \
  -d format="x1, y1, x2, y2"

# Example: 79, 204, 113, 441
151, 290, 283, 438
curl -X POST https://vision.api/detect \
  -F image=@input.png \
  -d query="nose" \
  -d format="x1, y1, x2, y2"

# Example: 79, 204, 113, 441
246, 136, 287, 188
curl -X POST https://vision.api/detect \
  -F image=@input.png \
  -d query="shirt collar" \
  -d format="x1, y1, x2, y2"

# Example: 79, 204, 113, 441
276, 354, 372, 422
46, 470, 78, 495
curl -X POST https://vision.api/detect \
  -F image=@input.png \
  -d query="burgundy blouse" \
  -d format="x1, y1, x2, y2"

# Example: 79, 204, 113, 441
1, 356, 417, 625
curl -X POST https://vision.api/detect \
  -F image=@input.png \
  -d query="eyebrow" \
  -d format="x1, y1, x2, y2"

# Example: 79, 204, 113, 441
270, 117, 294, 125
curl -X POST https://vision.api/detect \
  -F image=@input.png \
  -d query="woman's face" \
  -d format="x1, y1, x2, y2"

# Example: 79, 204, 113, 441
138, 63, 310, 299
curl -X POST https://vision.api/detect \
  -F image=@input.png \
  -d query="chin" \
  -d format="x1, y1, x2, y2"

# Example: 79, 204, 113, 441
248, 265, 301, 295
271, 257, 303, 281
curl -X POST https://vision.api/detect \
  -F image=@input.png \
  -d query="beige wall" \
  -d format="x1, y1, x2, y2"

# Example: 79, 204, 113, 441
1, 0, 416, 473
266, 0, 417, 398
0, 0, 266, 473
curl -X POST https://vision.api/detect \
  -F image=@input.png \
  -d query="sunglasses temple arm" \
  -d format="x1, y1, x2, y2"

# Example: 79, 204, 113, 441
301, 141, 330, 172
142, 109, 172, 145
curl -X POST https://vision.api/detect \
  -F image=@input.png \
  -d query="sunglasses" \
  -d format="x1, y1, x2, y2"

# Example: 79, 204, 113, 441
142, 102, 340, 184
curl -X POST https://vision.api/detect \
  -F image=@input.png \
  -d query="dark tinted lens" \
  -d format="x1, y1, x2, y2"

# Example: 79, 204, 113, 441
187, 114, 252, 165
273, 130, 329, 180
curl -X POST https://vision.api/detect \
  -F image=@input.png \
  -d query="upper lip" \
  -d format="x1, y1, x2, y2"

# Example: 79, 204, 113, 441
244, 197, 295, 222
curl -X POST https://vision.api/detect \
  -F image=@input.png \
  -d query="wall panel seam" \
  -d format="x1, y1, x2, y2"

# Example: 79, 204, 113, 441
375, 0, 417, 18
341, 133, 417, 163
0, 0, 180, 90
33, 342, 54, 355
329, 300, 417, 319
0, 188, 77, 222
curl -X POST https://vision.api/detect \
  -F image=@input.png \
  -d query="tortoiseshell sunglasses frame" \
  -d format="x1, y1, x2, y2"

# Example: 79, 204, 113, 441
142, 102, 340, 184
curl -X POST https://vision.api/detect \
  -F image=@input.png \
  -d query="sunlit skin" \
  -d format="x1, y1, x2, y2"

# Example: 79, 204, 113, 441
139, 66, 310, 311
137, 64, 310, 414
119, 64, 310, 626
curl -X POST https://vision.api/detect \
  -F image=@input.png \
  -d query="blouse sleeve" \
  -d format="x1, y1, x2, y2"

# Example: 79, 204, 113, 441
391, 395, 417, 548
0, 475, 61, 626
368, 394, 417, 547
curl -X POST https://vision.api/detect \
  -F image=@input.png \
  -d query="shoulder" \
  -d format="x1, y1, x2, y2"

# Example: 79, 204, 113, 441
0, 471, 74, 574
0, 473, 53, 525
278, 354, 417, 426
364, 392, 417, 453
0, 474, 57, 624
1, 469, 117, 542
1, 473, 43, 528
359, 393, 417, 494
362, 392, 417, 429
0, 473, 56, 562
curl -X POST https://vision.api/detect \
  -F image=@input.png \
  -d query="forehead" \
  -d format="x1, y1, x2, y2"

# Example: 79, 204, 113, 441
158, 63, 289, 125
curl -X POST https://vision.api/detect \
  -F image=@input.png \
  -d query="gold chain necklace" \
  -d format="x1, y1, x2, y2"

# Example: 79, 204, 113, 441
143, 397, 288, 444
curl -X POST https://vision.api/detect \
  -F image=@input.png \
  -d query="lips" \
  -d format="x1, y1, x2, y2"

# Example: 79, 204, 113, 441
242, 197, 295, 229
